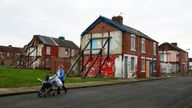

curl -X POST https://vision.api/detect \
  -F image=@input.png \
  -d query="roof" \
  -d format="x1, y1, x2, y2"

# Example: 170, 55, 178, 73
81, 16, 157, 42
189, 58, 192, 62
159, 42, 187, 52
34, 35, 79, 49
0, 45, 22, 53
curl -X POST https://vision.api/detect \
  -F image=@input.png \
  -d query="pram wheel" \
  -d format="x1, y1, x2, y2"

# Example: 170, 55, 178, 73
52, 92, 55, 96
38, 91, 43, 97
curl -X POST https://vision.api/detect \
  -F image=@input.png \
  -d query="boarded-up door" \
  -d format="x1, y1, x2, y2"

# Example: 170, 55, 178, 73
124, 56, 128, 78
146, 60, 150, 78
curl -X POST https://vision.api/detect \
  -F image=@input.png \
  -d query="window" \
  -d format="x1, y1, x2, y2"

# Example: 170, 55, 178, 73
7, 52, 10, 57
160, 53, 164, 61
87, 39, 99, 54
131, 57, 135, 71
153, 42, 157, 55
141, 58, 145, 72
131, 34, 136, 51
65, 48, 69, 56
45, 58, 50, 67
46, 47, 51, 55
141, 38, 145, 53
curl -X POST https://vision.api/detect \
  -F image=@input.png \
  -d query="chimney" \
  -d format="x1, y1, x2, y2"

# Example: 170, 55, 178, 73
8, 45, 12, 48
112, 16, 123, 25
58, 36, 65, 41
171, 42, 177, 47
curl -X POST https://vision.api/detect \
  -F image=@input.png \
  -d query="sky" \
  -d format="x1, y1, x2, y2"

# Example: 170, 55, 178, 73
0, 0, 192, 57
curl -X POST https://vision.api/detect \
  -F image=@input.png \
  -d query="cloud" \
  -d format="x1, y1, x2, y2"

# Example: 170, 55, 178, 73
0, 0, 191, 56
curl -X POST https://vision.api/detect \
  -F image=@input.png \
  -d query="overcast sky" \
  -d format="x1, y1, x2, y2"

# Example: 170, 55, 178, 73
0, 0, 192, 57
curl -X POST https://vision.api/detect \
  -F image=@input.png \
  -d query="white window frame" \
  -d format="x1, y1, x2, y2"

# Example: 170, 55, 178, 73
131, 34, 136, 51
141, 38, 145, 53
7, 52, 10, 57
153, 42, 157, 55
141, 57, 145, 72
46, 46, 51, 55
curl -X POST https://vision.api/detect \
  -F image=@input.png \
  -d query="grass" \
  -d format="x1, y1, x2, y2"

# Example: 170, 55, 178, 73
0, 66, 52, 88
0, 65, 118, 88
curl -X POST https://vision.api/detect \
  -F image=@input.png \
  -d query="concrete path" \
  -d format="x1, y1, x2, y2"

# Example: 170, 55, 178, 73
0, 77, 172, 96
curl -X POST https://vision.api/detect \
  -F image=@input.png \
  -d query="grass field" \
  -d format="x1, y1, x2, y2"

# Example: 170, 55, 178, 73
0, 66, 52, 88
0, 66, 117, 88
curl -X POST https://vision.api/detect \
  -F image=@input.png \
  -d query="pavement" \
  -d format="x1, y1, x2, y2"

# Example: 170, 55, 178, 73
0, 76, 175, 97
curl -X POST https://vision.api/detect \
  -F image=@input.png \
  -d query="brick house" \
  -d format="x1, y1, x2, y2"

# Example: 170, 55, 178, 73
79, 15, 160, 78
0, 45, 22, 66
21, 35, 79, 75
189, 58, 192, 70
159, 42, 189, 75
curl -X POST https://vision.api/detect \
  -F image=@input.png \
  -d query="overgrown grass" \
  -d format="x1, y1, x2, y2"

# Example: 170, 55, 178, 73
0, 66, 118, 88
0, 66, 51, 88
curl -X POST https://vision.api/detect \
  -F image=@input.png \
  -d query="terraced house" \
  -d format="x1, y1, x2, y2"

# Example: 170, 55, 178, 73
0, 45, 22, 66
159, 42, 189, 75
19, 35, 79, 75
79, 15, 160, 78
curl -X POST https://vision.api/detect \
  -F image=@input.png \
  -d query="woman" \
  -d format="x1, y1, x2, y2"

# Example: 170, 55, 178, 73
56, 65, 67, 94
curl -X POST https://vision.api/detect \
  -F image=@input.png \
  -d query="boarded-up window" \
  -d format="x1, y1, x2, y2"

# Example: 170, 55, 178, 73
141, 58, 145, 72
131, 57, 135, 71
45, 58, 50, 67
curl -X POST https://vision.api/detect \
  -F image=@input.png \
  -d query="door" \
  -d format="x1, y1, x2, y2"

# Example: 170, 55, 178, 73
124, 56, 128, 78
146, 60, 150, 78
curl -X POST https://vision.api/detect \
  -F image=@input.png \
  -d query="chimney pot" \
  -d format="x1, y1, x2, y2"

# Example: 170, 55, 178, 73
171, 43, 177, 47
112, 16, 123, 25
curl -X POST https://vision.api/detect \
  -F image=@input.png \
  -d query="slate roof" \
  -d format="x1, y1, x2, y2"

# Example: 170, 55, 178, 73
34, 35, 79, 49
159, 42, 187, 52
81, 16, 157, 42
0, 45, 22, 53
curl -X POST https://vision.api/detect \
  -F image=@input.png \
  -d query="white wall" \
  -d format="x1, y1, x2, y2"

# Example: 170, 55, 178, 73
81, 31, 122, 55
114, 55, 122, 78
123, 54, 138, 78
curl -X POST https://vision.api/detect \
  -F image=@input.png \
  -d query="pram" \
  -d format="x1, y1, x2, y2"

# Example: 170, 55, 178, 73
37, 75, 63, 97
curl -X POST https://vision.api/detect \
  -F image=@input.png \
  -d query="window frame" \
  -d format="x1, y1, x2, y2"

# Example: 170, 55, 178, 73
131, 34, 136, 51
141, 58, 145, 72
46, 46, 51, 55
141, 38, 145, 53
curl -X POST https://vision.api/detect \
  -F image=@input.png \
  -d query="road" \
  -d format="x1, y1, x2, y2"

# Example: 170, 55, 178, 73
1, 77, 192, 108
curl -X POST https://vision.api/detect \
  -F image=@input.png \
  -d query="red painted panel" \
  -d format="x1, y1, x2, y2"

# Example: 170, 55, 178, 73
82, 55, 115, 78
51, 46, 58, 57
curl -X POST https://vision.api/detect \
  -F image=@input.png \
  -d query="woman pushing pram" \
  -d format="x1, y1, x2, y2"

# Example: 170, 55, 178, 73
37, 65, 67, 97
55, 65, 67, 94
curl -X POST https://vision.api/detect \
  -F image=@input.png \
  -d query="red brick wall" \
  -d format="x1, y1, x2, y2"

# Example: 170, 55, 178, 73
82, 21, 160, 78
122, 33, 160, 78
88, 22, 118, 33
42, 45, 58, 68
